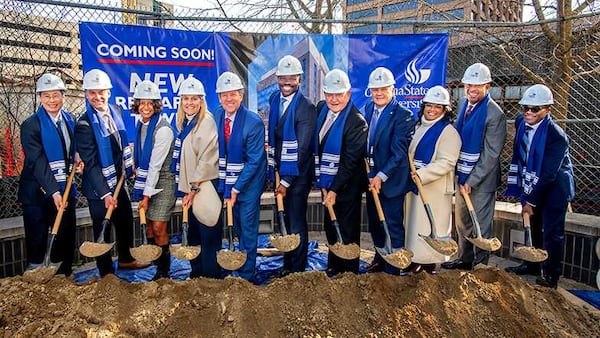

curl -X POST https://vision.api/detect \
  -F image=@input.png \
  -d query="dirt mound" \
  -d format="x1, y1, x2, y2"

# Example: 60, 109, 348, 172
0, 268, 598, 337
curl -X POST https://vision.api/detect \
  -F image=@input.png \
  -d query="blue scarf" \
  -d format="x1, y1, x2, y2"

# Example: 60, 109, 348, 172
217, 106, 246, 199
363, 100, 395, 177
313, 102, 352, 189
170, 114, 197, 197
85, 102, 133, 189
506, 115, 549, 203
132, 114, 160, 201
268, 92, 300, 180
454, 94, 490, 185
408, 118, 450, 194
37, 106, 76, 197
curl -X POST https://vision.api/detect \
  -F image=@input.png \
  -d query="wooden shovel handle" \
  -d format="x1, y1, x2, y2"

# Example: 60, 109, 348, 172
321, 188, 337, 222
523, 212, 531, 229
226, 200, 234, 227
182, 204, 189, 223
462, 189, 475, 213
364, 159, 385, 222
105, 172, 126, 219
408, 152, 429, 205
275, 171, 284, 212
139, 206, 147, 225
50, 166, 77, 235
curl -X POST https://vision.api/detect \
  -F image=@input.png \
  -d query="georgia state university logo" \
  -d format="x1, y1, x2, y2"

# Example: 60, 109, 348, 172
404, 58, 431, 85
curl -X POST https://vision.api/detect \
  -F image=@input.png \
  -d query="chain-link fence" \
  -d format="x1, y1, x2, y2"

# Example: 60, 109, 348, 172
1, 0, 599, 218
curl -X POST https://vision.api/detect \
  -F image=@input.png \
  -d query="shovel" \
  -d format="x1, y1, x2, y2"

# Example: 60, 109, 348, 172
462, 190, 502, 252
370, 188, 413, 269
407, 154, 458, 256
79, 173, 125, 258
321, 189, 361, 260
269, 172, 300, 252
23, 167, 76, 283
513, 213, 548, 262
170, 204, 201, 261
129, 207, 162, 262
216, 200, 247, 271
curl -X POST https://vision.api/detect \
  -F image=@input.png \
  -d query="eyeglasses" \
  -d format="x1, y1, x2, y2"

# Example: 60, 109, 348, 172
521, 106, 544, 113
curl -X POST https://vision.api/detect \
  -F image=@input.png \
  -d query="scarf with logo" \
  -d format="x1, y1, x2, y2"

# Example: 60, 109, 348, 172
170, 114, 197, 197
454, 94, 490, 184
217, 106, 246, 199
268, 92, 300, 180
132, 113, 160, 201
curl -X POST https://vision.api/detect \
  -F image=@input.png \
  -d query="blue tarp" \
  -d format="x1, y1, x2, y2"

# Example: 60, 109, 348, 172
569, 290, 600, 310
74, 234, 370, 285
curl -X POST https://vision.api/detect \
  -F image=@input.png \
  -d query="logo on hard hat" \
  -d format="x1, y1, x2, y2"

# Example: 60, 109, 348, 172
471, 71, 479, 78
44, 78, 52, 85
93, 75, 100, 83
528, 92, 536, 98
225, 79, 231, 84
144, 86, 152, 92
405, 58, 431, 85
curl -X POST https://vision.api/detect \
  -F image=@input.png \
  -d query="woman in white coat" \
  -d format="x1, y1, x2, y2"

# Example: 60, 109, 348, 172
405, 86, 461, 274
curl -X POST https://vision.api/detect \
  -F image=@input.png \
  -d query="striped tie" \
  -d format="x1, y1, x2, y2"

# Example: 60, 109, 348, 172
519, 126, 532, 166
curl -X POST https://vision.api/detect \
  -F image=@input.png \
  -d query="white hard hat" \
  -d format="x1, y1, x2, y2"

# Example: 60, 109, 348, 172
323, 69, 351, 94
179, 77, 206, 96
368, 67, 395, 89
519, 84, 554, 106
276, 55, 303, 76
215, 71, 244, 93
423, 85, 451, 105
36, 73, 66, 93
461, 63, 492, 85
133, 80, 161, 100
82, 69, 113, 90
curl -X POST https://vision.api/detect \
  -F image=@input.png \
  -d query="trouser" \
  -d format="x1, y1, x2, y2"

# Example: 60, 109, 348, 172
281, 183, 311, 273
22, 197, 76, 276
88, 186, 134, 276
366, 192, 405, 274
324, 194, 362, 274
231, 194, 261, 282
187, 207, 223, 279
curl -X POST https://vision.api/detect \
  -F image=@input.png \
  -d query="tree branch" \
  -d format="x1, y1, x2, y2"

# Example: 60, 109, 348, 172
532, 0, 559, 44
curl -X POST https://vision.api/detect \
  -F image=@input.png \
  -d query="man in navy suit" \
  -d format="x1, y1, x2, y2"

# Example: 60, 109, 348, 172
504, 84, 575, 288
214, 71, 267, 283
316, 69, 368, 275
363, 67, 415, 274
18, 73, 80, 276
75, 69, 148, 277
268, 55, 317, 277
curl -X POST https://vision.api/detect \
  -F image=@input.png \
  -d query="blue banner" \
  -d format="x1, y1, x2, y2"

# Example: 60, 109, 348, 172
80, 22, 448, 141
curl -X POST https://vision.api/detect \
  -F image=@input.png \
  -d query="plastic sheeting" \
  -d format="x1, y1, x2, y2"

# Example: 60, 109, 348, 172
74, 234, 370, 285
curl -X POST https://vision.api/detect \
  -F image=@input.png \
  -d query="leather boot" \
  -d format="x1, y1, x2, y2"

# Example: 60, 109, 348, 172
153, 245, 170, 280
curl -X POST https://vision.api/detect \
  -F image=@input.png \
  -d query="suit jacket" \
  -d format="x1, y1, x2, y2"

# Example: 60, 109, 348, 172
274, 92, 317, 187
317, 101, 369, 202
457, 97, 507, 193
75, 106, 126, 201
363, 100, 415, 198
214, 106, 267, 201
18, 112, 75, 204
515, 115, 575, 207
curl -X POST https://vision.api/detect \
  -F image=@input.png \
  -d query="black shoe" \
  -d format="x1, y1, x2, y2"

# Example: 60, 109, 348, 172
505, 263, 541, 276
536, 275, 558, 289
325, 268, 341, 277
269, 268, 291, 282
364, 261, 384, 273
441, 260, 472, 270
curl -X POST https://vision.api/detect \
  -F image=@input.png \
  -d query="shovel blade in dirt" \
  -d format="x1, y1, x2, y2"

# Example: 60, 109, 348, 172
269, 172, 301, 253
217, 200, 247, 271
420, 235, 458, 257
171, 205, 201, 261
462, 191, 502, 252
512, 214, 548, 263
130, 208, 162, 262
322, 189, 360, 260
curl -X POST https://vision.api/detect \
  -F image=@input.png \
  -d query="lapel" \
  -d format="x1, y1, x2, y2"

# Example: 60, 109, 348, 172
373, 101, 394, 147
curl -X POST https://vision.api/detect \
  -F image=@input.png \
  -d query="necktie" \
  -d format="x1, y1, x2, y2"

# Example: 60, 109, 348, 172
465, 104, 474, 117
55, 119, 69, 165
225, 117, 231, 144
319, 113, 335, 143
368, 109, 380, 149
519, 126, 533, 166
102, 113, 121, 148
279, 97, 287, 118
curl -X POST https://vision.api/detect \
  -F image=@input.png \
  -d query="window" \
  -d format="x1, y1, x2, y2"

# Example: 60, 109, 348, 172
348, 8, 378, 20
348, 24, 378, 34
346, 0, 372, 5
383, 0, 418, 14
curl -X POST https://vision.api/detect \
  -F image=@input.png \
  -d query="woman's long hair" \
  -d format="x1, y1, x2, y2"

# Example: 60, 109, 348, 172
176, 94, 207, 132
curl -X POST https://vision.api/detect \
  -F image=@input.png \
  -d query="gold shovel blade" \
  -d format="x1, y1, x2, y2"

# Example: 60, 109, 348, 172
328, 242, 361, 260
269, 234, 301, 253
513, 246, 548, 262
376, 247, 413, 269
216, 249, 247, 271
171, 244, 201, 261
22, 265, 60, 284
130, 244, 162, 263
421, 235, 458, 256
465, 236, 502, 252
79, 241, 115, 258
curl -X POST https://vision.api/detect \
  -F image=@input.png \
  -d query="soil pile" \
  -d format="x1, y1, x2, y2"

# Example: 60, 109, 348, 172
0, 268, 598, 337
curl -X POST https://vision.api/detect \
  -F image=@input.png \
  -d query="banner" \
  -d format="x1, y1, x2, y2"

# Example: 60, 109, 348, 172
80, 22, 448, 142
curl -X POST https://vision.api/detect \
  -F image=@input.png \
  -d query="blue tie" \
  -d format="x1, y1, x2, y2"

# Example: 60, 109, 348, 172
519, 126, 532, 166
368, 109, 380, 149
279, 97, 287, 118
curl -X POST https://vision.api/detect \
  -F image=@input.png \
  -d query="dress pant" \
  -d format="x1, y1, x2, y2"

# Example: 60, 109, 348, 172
187, 207, 223, 279
324, 193, 362, 274
281, 182, 311, 273
454, 190, 496, 265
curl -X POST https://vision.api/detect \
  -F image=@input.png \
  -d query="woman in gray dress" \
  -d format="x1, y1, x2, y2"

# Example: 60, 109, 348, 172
131, 80, 176, 279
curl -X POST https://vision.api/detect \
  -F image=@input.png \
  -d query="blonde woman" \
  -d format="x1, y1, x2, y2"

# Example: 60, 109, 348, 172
170, 77, 221, 279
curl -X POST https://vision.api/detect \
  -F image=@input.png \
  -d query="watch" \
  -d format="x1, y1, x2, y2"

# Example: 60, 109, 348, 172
190, 184, 200, 192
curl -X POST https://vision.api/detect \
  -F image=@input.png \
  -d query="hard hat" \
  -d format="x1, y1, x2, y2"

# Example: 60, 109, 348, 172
82, 69, 113, 90
215, 71, 244, 93
36, 73, 66, 93
179, 77, 206, 96
323, 69, 351, 94
368, 67, 395, 89
519, 84, 554, 106
423, 85, 451, 105
276, 55, 303, 76
133, 80, 161, 100
461, 63, 492, 85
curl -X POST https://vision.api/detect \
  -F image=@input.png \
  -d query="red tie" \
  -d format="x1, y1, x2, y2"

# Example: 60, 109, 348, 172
225, 117, 231, 144
465, 104, 474, 117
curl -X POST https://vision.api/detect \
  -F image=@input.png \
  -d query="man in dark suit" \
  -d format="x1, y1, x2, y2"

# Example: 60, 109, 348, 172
504, 84, 575, 288
316, 69, 368, 275
442, 63, 507, 270
363, 67, 415, 274
214, 71, 267, 283
268, 55, 317, 277
75, 69, 148, 277
18, 73, 79, 277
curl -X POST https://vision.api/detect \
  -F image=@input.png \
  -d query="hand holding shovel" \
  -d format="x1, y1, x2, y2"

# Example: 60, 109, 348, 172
171, 204, 201, 260
269, 172, 300, 252
512, 213, 548, 262
321, 189, 361, 260
129, 207, 162, 262
461, 189, 502, 252
23, 167, 76, 283
79, 173, 125, 258
216, 200, 247, 271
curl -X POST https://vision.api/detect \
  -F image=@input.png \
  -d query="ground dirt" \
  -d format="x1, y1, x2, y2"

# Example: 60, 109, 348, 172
1, 268, 598, 337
